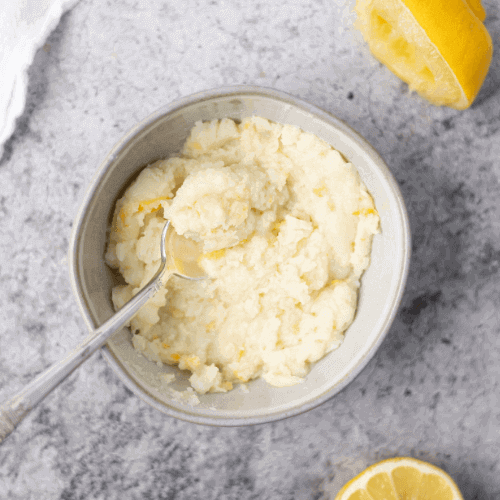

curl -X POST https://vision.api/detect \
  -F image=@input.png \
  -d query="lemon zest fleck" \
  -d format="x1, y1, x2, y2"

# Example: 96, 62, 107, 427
202, 248, 226, 260
313, 184, 328, 197
137, 197, 171, 212
352, 208, 378, 216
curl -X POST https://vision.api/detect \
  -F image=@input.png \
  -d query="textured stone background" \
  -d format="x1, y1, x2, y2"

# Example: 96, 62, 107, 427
1, 0, 499, 498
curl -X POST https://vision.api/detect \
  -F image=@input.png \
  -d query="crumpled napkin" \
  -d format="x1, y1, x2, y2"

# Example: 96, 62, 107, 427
0, 0, 79, 158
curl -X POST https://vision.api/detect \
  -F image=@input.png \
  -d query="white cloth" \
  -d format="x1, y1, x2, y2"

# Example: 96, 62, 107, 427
0, 0, 79, 157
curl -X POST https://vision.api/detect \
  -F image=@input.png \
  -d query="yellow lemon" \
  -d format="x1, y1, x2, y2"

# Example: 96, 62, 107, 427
355, 0, 493, 109
335, 457, 464, 500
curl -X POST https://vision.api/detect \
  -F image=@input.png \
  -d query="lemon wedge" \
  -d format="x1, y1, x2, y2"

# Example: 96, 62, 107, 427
355, 0, 493, 109
335, 457, 464, 500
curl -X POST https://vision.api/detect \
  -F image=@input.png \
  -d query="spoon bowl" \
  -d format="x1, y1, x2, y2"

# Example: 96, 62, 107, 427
163, 221, 207, 281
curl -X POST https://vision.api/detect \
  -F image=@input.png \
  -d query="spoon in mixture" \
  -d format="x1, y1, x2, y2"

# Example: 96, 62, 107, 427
0, 220, 206, 444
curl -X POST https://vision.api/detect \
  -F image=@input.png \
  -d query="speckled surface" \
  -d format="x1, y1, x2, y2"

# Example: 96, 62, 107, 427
1, 0, 500, 498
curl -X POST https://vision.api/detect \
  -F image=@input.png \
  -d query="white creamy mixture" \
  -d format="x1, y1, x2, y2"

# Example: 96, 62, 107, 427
106, 117, 380, 394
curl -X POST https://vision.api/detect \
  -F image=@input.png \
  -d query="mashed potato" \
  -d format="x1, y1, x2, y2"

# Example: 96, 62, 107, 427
106, 117, 380, 394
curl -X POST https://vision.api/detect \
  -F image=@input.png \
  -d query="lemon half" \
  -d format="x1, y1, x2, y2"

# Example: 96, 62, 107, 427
335, 457, 464, 500
355, 0, 493, 109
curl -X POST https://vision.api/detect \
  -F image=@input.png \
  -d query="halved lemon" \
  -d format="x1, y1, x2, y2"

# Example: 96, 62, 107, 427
355, 0, 493, 109
335, 457, 464, 500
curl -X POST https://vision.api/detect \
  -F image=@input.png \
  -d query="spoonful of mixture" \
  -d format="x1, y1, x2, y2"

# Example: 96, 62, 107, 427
0, 221, 205, 444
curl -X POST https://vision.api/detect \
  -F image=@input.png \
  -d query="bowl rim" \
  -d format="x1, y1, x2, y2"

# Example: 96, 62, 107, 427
68, 84, 411, 426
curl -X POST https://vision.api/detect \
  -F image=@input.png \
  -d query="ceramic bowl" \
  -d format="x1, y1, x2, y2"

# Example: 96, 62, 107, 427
69, 86, 411, 426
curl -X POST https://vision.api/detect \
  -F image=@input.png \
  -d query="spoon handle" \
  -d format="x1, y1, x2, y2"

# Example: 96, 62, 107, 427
0, 267, 171, 444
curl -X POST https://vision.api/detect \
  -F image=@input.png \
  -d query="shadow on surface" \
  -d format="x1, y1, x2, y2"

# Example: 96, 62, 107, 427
472, 5, 500, 109
364, 144, 486, 372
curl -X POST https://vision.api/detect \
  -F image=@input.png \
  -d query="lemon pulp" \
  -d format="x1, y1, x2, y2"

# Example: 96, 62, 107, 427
335, 457, 464, 500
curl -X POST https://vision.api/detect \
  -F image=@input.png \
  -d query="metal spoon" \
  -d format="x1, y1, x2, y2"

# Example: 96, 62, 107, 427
0, 220, 206, 443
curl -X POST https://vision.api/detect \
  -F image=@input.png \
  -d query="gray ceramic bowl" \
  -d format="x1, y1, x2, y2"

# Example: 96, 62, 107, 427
69, 86, 411, 426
